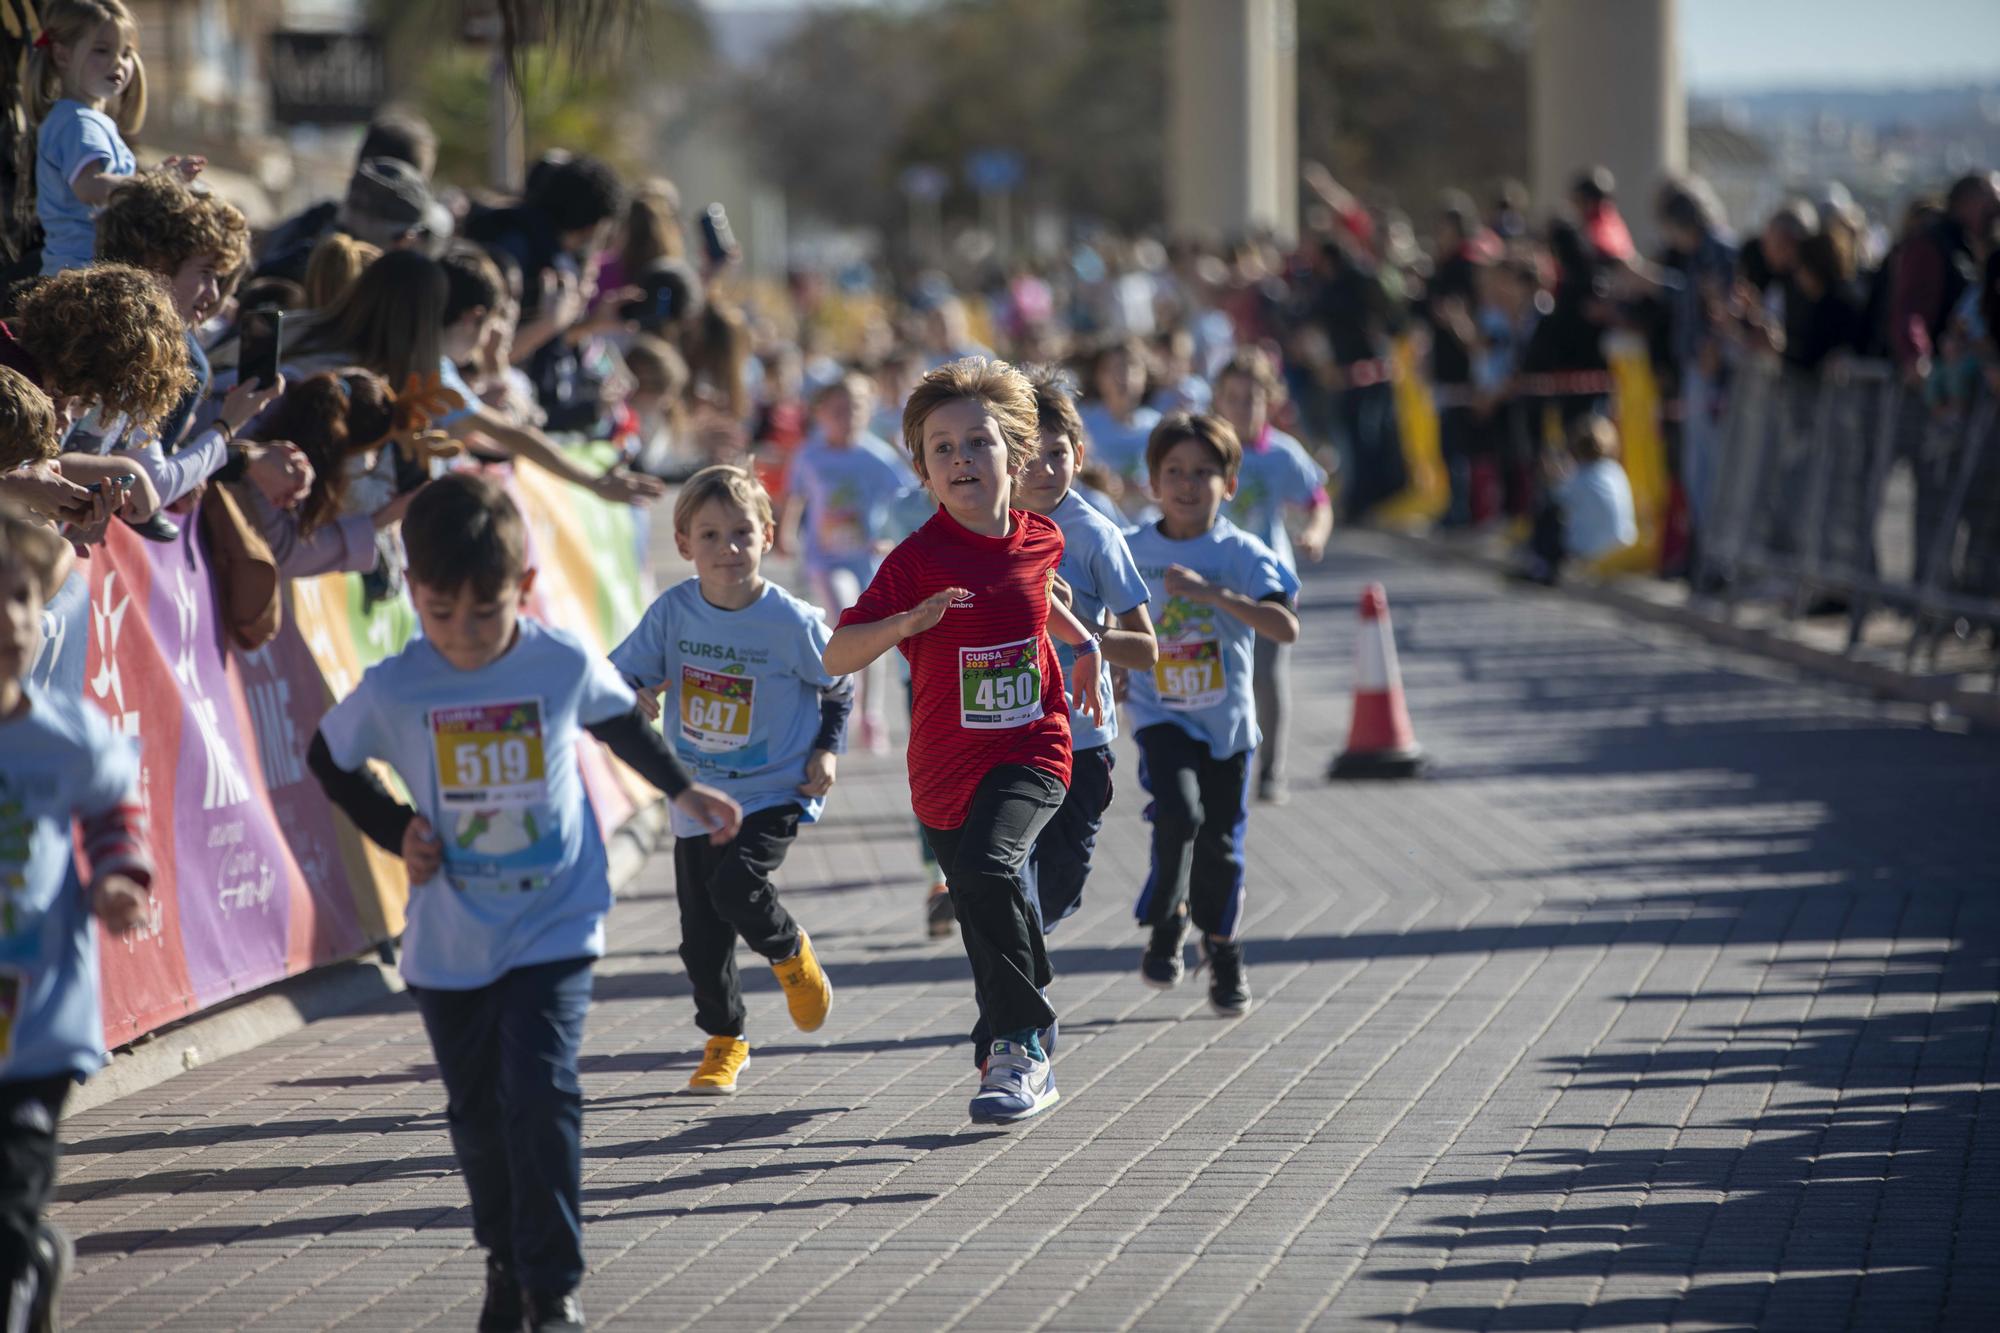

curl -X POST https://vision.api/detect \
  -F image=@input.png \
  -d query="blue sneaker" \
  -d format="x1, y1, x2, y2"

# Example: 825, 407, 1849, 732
968, 1040, 1059, 1123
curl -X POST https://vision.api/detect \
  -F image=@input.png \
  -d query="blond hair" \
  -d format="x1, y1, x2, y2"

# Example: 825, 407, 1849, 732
11, 2, 148, 244
303, 233, 382, 311
900, 356, 1038, 481
674, 464, 774, 535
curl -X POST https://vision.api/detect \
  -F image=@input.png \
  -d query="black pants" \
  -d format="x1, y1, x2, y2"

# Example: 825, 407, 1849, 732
0, 1074, 70, 1322
409, 956, 593, 1294
1029, 744, 1114, 932
1134, 724, 1250, 939
673, 803, 804, 1037
923, 765, 1063, 1039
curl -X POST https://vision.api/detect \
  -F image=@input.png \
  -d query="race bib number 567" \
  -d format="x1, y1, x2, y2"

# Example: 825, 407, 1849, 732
959, 638, 1044, 729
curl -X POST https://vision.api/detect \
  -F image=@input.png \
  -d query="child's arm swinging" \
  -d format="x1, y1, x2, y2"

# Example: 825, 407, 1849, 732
1044, 594, 1106, 726
822, 585, 966, 677
1163, 565, 1300, 643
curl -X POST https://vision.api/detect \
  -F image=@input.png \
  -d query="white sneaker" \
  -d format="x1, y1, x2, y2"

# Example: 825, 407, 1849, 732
967, 1040, 1059, 1124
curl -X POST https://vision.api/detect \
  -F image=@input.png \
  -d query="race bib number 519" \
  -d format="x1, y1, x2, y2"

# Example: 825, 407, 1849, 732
431, 700, 548, 809
959, 638, 1044, 729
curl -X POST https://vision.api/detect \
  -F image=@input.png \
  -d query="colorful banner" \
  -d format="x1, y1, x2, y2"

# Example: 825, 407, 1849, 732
82, 457, 653, 1049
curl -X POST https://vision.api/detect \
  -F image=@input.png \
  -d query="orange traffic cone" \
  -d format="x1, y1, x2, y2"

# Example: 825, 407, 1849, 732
1328, 583, 1427, 779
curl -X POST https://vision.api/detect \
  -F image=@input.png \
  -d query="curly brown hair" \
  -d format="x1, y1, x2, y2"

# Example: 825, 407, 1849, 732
254, 370, 396, 537
901, 356, 1039, 482
0, 366, 60, 473
11, 265, 193, 429
95, 172, 250, 278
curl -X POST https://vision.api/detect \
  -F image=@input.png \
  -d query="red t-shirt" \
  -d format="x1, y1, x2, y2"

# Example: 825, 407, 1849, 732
841, 508, 1072, 829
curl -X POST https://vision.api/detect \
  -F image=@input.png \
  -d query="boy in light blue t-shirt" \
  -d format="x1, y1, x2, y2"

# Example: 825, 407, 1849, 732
613, 465, 848, 1096
1123, 413, 1300, 1019
0, 504, 155, 1331
308, 473, 739, 1332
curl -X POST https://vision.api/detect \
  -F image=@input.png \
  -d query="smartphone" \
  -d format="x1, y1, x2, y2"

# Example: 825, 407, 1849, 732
238, 306, 285, 390
699, 204, 738, 267
87, 474, 136, 496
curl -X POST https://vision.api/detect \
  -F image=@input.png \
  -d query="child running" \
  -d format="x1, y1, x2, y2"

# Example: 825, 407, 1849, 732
0, 500, 155, 1333
1124, 413, 1300, 1017
308, 472, 740, 1333
609, 464, 845, 1096
824, 357, 1104, 1125
20, 1, 202, 275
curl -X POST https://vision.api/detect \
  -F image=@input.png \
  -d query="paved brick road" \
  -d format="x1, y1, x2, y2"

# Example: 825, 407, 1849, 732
52, 536, 2000, 1331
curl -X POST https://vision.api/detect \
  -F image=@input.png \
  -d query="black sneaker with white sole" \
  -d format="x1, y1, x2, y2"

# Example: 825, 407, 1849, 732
1141, 914, 1188, 989
1201, 935, 1251, 1015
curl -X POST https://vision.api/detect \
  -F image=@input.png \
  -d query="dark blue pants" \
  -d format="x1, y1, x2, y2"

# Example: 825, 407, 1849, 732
410, 956, 593, 1293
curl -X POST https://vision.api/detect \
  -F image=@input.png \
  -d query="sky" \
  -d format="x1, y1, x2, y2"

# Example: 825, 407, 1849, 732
701, 0, 2000, 94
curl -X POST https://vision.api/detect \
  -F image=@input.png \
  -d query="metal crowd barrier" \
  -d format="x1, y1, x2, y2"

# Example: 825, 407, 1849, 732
1697, 355, 2000, 672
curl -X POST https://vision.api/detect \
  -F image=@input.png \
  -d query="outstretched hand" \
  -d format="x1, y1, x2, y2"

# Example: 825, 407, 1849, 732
902, 587, 968, 639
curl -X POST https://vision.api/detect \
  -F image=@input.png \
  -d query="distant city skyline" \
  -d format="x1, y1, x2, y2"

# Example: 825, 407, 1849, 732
699, 0, 2000, 93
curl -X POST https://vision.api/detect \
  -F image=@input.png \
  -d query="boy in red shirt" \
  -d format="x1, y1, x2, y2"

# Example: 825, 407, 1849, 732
825, 357, 1103, 1125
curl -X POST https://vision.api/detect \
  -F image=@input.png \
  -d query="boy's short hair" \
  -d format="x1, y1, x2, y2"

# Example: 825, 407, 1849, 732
0, 497, 64, 598
0, 366, 60, 472
11, 265, 193, 429
901, 356, 1039, 481
674, 464, 774, 535
402, 473, 528, 602
1569, 413, 1621, 463
1213, 346, 1284, 402
1022, 363, 1088, 459
95, 172, 251, 277
1147, 411, 1243, 482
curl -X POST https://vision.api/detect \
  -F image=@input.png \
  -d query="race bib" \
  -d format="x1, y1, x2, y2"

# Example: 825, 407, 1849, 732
0, 966, 23, 1060
680, 664, 757, 753
959, 638, 1044, 730
1154, 636, 1225, 710
430, 700, 559, 891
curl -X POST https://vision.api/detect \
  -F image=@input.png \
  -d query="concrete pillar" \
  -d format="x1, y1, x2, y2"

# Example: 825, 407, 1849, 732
1168, 0, 1298, 243
1531, 0, 1684, 250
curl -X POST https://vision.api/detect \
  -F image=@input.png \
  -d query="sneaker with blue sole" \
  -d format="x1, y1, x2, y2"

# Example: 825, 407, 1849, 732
968, 1039, 1058, 1123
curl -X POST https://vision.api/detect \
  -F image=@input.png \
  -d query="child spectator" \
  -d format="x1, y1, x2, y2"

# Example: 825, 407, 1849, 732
307, 472, 739, 1331
0, 498, 155, 1330
4, 263, 194, 532
92, 172, 299, 515
824, 357, 1105, 1124
1124, 412, 1300, 1016
1524, 413, 1638, 584
1210, 349, 1330, 805
608, 465, 846, 1094
620, 334, 693, 479
778, 371, 910, 755
1015, 365, 1155, 935
0, 365, 98, 536
237, 371, 413, 579
301, 232, 381, 312
19, 1, 201, 275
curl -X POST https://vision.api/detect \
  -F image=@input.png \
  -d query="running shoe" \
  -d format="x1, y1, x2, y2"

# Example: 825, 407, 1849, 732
968, 1039, 1059, 1124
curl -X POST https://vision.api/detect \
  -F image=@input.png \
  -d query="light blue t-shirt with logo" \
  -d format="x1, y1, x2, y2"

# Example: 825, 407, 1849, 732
1048, 489, 1150, 751
789, 433, 915, 574
318, 619, 636, 990
0, 686, 140, 1080
1079, 403, 1161, 501
37, 99, 135, 275
1228, 426, 1326, 572
610, 579, 843, 838
1122, 517, 1298, 759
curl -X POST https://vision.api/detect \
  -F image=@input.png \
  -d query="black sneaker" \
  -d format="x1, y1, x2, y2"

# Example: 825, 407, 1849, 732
1141, 915, 1188, 989
1201, 935, 1251, 1016
526, 1288, 586, 1331
925, 884, 956, 938
478, 1255, 524, 1332
121, 512, 180, 543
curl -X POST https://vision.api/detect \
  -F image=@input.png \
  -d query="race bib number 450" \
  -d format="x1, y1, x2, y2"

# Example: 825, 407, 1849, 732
431, 700, 549, 810
959, 638, 1044, 729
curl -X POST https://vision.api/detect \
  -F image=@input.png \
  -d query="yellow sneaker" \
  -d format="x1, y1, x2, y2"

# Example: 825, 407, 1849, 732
687, 1036, 749, 1095
772, 930, 832, 1033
